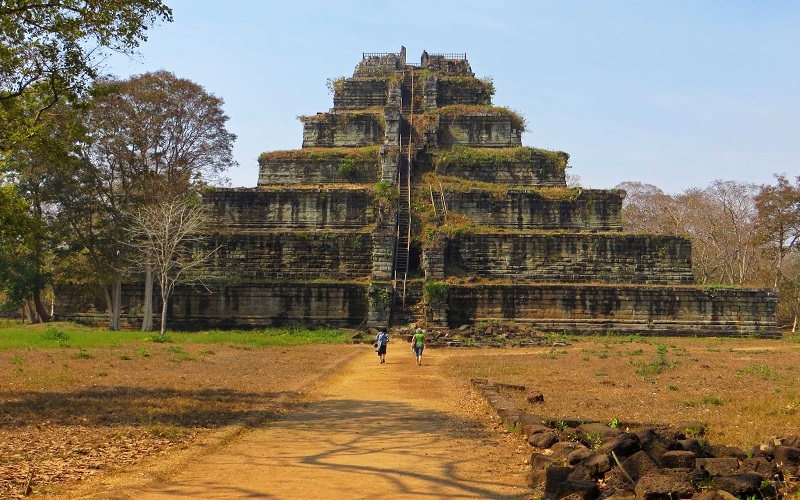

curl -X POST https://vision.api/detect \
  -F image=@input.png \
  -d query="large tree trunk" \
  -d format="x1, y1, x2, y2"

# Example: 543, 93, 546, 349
106, 276, 122, 330
141, 264, 154, 331
23, 301, 36, 323
32, 288, 51, 322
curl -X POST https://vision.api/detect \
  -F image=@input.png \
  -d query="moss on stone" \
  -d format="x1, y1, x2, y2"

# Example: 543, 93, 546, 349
259, 146, 381, 163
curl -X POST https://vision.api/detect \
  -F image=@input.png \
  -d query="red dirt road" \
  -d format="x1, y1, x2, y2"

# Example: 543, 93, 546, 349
65, 346, 533, 499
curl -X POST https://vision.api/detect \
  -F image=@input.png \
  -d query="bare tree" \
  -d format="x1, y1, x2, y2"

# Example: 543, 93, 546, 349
125, 200, 218, 336
755, 174, 800, 287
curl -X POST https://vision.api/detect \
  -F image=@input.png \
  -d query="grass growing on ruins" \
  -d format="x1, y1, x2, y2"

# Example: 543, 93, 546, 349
434, 104, 528, 132
444, 334, 800, 451
432, 146, 569, 171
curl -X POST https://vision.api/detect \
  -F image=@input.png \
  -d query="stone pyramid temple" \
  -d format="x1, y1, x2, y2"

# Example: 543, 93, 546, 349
57, 48, 779, 336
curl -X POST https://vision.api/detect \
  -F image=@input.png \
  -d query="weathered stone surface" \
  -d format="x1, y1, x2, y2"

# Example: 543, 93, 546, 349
258, 154, 380, 185
446, 284, 779, 337
204, 188, 376, 230
204, 231, 373, 281
707, 445, 746, 460
580, 453, 612, 476
445, 233, 693, 284
711, 473, 763, 498
691, 490, 738, 500
660, 450, 696, 469
55, 282, 368, 329
555, 479, 599, 500
634, 470, 696, 499
444, 188, 624, 230
773, 445, 800, 468
433, 147, 566, 186
567, 447, 595, 465
435, 77, 492, 107
740, 457, 780, 480
577, 422, 623, 442
543, 466, 574, 500
437, 112, 522, 148
680, 439, 712, 458
529, 453, 556, 486
526, 392, 545, 404
619, 450, 658, 482
696, 458, 739, 477
301, 112, 384, 148
551, 442, 590, 464
332, 78, 388, 110
529, 431, 559, 449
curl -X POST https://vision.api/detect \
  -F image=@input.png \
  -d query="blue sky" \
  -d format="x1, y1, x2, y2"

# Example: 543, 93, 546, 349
102, 0, 799, 193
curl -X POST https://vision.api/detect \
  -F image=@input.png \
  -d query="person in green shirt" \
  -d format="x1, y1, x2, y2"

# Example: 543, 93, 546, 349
411, 328, 426, 366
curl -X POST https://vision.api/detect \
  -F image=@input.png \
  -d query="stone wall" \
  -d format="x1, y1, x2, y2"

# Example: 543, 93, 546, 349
437, 113, 523, 148
54, 282, 369, 329
301, 113, 384, 148
203, 231, 373, 281
257, 157, 380, 185
445, 233, 693, 284
333, 78, 388, 110
203, 188, 376, 230
443, 189, 624, 230
447, 284, 779, 337
436, 77, 493, 107
434, 148, 567, 186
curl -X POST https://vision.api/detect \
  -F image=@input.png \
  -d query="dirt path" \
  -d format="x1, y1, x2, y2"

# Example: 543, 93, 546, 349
71, 346, 533, 499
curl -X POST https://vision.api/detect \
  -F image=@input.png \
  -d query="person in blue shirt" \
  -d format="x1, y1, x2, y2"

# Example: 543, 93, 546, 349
375, 327, 389, 364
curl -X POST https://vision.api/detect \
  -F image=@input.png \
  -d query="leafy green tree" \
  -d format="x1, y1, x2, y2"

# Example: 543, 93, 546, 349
0, 0, 172, 151
0, 181, 48, 320
77, 71, 236, 329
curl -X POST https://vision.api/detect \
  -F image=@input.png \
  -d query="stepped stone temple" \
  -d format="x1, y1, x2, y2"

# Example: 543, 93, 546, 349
56, 48, 779, 336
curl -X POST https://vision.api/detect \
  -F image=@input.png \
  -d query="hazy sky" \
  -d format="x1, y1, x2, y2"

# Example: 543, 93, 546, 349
102, 0, 799, 193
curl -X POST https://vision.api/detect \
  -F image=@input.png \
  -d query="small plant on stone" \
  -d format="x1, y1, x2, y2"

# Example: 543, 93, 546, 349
585, 433, 603, 452
608, 417, 620, 428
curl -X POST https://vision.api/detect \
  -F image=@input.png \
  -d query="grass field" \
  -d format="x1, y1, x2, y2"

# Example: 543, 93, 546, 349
446, 333, 800, 450
1, 321, 799, 497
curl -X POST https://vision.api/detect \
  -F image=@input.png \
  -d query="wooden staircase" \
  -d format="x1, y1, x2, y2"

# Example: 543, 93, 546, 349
393, 70, 416, 312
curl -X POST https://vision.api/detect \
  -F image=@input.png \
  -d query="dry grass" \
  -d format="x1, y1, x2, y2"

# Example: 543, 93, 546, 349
445, 334, 800, 451
0, 343, 355, 497
4, 334, 800, 497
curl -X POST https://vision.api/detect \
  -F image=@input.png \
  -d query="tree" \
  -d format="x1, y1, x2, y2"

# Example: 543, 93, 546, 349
619, 180, 764, 285
779, 251, 800, 331
125, 199, 218, 336
755, 174, 800, 287
0, 181, 48, 320
617, 182, 680, 234
81, 70, 236, 329
0, 0, 172, 151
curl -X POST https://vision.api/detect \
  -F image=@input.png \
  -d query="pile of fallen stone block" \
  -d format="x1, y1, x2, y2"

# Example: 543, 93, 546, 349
471, 378, 800, 499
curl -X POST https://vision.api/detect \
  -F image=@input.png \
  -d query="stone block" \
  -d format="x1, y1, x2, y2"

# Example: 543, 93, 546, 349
696, 458, 740, 476
660, 450, 696, 469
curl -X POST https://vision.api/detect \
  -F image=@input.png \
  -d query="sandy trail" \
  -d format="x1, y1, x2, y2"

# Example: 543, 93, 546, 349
75, 346, 532, 499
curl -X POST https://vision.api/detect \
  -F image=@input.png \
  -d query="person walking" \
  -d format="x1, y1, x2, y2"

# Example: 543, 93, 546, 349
375, 327, 389, 364
411, 328, 426, 366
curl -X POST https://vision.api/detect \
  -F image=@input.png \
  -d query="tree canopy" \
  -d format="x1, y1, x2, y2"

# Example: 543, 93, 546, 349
0, 0, 173, 150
